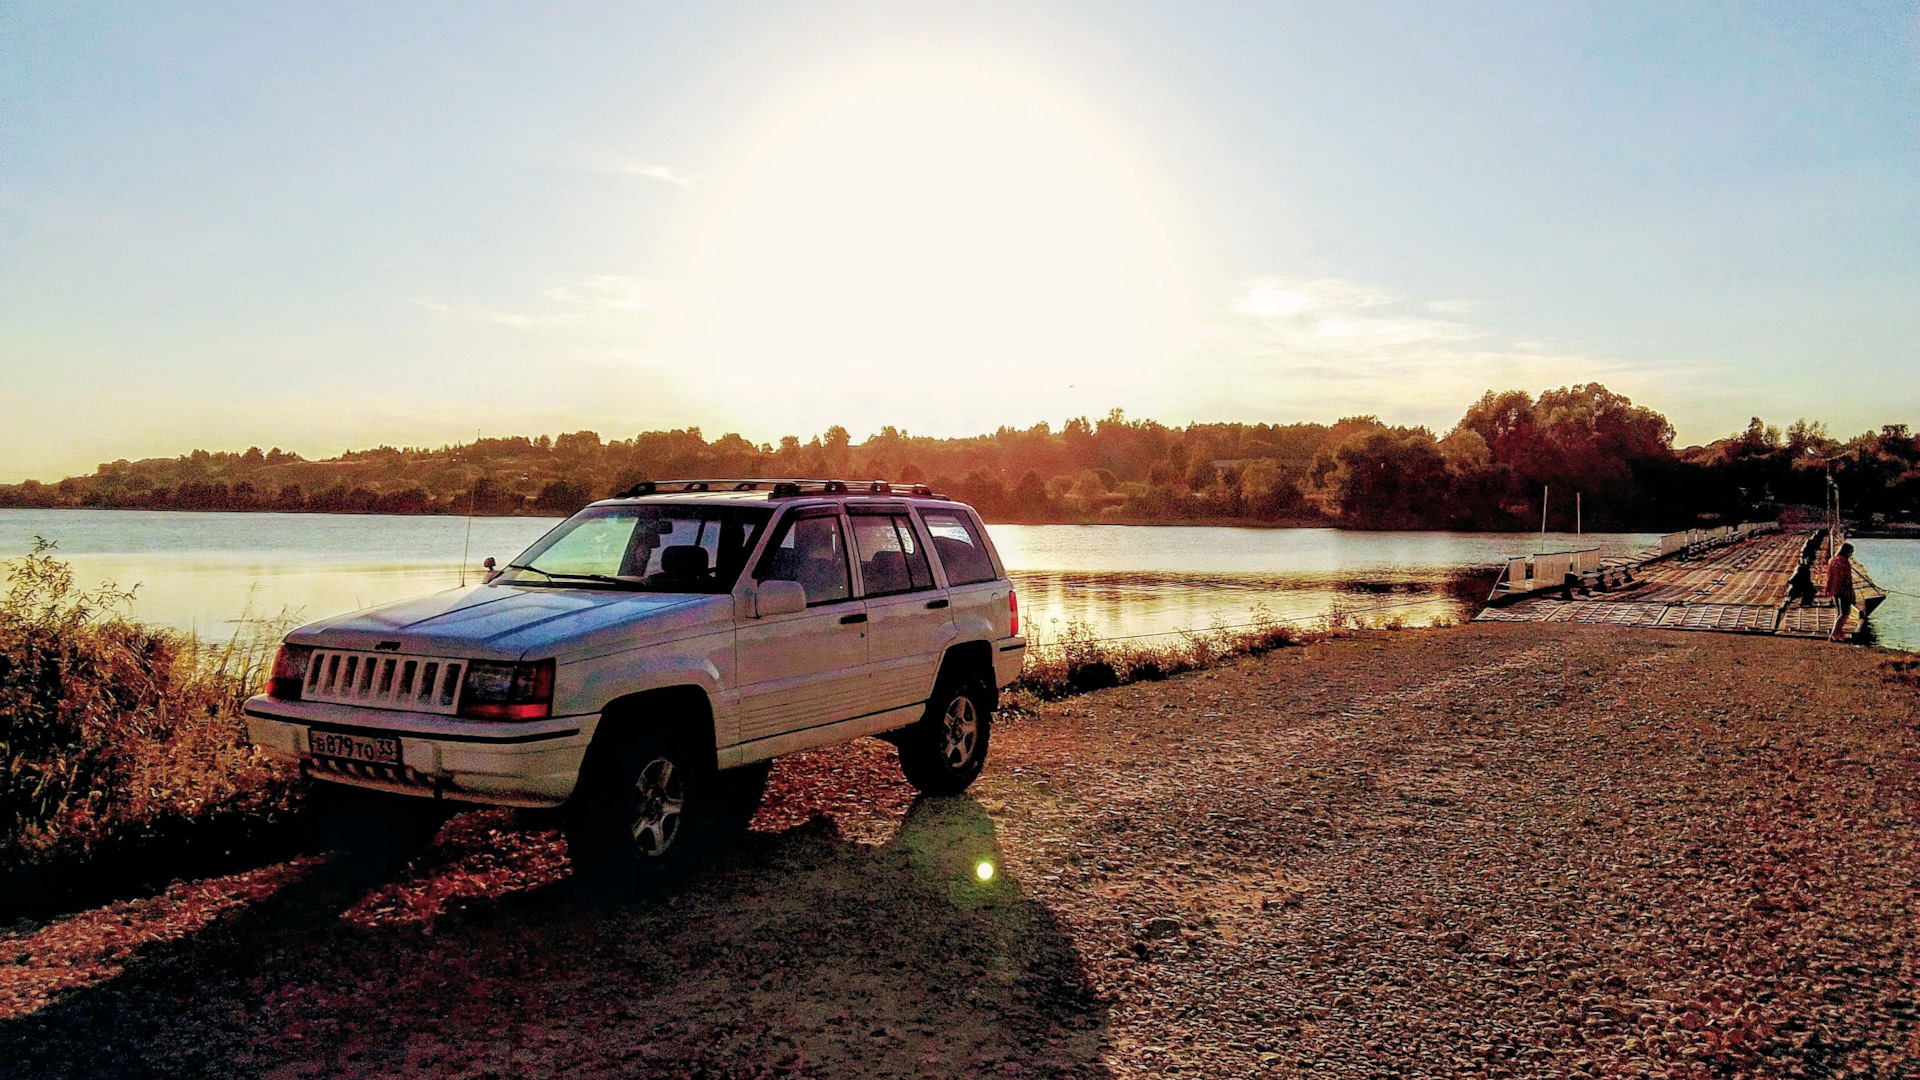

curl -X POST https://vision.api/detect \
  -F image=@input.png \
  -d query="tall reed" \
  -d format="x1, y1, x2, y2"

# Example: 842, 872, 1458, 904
0, 540, 296, 874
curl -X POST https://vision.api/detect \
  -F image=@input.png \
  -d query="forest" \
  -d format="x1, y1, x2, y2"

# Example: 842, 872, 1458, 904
3, 384, 1916, 531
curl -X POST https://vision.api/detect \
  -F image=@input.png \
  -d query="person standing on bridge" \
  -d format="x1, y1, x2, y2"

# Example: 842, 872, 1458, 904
1826, 543, 1857, 642
1787, 558, 1817, 607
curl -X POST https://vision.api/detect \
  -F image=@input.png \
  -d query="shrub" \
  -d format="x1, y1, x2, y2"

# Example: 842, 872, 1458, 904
0, 540, 296, 877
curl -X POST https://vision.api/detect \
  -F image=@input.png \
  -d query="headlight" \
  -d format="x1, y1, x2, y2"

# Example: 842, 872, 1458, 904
268, 644, 313, 700
458, 659, 556, 720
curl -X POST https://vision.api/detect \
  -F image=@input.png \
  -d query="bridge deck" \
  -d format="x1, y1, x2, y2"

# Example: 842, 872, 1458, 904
1474, 530, 1875, 639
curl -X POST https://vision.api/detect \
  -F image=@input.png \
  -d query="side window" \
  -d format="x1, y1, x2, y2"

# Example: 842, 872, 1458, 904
850, 513, 934, 596
919, 509, 996, 586
755, 513, 852, 605
895, 515, 935, 590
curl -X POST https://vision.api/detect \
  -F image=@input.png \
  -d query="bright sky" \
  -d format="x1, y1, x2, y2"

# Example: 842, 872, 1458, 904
2, 2, 1915, 481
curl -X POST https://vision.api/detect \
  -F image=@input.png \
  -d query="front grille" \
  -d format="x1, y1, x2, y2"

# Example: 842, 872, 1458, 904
303, 650, 465, 715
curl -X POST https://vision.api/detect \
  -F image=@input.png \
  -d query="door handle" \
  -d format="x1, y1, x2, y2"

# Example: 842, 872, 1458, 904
925, 598, 949, 609
839, 612, 868, 625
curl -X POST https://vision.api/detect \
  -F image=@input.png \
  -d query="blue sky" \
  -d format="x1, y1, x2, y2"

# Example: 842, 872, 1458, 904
2, 2, 1914, 481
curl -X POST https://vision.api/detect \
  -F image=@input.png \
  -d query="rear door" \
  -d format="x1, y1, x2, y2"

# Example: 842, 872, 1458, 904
917, 506, 1009, 650
734, 509, 869, 744
848, 508, 948, 713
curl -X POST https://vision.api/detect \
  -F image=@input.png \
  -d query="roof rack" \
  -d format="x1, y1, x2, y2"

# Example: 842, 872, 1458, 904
613, 478, 947, 500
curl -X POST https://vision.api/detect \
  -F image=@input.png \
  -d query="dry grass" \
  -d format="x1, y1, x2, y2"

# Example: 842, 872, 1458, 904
0, 541, 296, 888
1009, 608, 1327, 707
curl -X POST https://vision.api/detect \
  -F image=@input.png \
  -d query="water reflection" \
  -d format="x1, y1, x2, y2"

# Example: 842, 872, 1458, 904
1850, 540, 1919, 652
992, 524, 1646, 646
1010, 568, 1483, 647
1, 510, 1657, 647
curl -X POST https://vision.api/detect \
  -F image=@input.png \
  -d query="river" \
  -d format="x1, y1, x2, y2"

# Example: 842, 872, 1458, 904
1, 509, 1911, 651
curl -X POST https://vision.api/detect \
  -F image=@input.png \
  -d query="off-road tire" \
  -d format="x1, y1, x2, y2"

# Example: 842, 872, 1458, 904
898, 672, 993, 795
566, 724, 743, 893
304, 781, 450, 871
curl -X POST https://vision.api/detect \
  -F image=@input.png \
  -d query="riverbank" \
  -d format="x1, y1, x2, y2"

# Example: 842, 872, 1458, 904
4, 622, 1914, 1078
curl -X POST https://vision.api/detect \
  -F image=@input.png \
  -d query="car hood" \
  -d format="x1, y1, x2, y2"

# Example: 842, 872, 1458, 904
287, 583, 729, 661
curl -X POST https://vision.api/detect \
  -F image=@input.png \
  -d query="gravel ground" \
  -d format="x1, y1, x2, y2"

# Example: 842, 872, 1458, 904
1, 623, 1916, 1079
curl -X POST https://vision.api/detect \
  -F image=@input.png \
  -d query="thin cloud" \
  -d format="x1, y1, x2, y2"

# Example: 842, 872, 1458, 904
567, 146, 695, 187
1181, 274, 1711, 428
409, 276, 670, 357
540, 275, 663, 312
410, 299, 536, 329
621, 161, 692, 187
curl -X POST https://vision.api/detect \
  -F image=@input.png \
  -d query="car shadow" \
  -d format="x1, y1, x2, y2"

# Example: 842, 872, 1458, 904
0, 796, 1111, 1078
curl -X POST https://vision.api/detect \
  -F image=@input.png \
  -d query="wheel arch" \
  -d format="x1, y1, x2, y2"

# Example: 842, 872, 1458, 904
580, 684, 719, 781
936, 640, 998, 711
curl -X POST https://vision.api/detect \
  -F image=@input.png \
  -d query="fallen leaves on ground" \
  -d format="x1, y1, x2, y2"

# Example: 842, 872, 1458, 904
0, 624, 1914, 1079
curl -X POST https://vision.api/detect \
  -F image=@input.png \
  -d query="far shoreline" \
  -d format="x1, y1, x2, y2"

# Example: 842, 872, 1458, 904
0, 503, 1694, 536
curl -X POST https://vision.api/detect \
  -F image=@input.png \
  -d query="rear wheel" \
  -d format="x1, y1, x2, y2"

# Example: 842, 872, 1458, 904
566, 725, 752, 893
898, 673, 993, 795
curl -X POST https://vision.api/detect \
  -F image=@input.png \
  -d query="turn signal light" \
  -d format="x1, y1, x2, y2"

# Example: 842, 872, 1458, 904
268, 644, 313, 700
459, 659, 556, 720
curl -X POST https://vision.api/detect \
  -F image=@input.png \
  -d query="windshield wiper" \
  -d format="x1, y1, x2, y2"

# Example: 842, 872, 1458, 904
505, 564, 631, 586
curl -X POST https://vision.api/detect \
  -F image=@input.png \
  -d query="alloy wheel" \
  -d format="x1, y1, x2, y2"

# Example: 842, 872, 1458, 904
630, 756, 686, 856
940, 696, 980, 769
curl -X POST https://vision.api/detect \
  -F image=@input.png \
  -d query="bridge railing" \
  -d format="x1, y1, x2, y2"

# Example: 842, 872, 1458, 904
1502, 547, 1603, 592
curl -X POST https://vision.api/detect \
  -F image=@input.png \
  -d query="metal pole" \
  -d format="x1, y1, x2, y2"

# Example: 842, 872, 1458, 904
1541, 485, 1549, 542
1826, 471, 1835, 563
1576, 492, 1582, 535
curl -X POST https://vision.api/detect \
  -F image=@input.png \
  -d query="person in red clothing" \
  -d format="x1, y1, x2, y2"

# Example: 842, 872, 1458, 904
1826, 543, 1857, 642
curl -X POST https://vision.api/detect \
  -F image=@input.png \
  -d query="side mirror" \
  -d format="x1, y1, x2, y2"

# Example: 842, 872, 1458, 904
482, 556, 501, 583
753, 579, 808, 617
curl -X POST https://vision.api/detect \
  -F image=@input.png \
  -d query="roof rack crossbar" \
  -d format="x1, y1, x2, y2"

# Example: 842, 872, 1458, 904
613, 478, 948, 500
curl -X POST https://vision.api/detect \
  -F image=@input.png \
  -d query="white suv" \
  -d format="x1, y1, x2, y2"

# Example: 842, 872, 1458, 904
244, 479, 1026, 884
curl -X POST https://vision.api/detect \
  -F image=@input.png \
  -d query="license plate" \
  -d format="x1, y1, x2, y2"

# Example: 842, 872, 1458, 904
307, 730, 402, 765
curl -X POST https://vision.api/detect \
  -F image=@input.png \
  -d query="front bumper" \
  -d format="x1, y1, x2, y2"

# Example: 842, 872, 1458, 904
243, 695, 595, 808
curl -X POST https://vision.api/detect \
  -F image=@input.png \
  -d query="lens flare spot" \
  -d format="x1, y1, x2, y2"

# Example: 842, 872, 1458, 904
975, 860, 995, 882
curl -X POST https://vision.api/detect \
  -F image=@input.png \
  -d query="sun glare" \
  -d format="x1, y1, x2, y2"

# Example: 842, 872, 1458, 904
682, 51, 1185, 435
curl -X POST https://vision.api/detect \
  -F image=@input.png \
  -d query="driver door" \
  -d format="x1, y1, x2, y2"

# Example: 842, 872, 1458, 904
734, 509, 870, 745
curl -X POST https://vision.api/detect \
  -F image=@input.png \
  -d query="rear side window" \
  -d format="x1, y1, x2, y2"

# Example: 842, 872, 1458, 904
850, 512, 934, 596
919, 509, 997, 586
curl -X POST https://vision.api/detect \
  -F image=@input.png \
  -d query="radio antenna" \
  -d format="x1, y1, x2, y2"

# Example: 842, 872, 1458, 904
460, 427, 479, 586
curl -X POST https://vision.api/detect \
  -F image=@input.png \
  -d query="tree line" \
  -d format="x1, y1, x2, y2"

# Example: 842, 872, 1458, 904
3, 383, 1915, 530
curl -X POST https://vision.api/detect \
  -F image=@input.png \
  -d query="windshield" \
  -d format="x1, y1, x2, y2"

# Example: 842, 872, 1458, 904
498, 504, 772, 593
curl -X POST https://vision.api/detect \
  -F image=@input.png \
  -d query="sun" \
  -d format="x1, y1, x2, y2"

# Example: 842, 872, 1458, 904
678, 48, 1187, 437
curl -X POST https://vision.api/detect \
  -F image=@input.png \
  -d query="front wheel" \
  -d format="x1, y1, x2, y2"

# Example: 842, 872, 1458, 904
565, 726, 742, 893
898, 675, 993, 795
